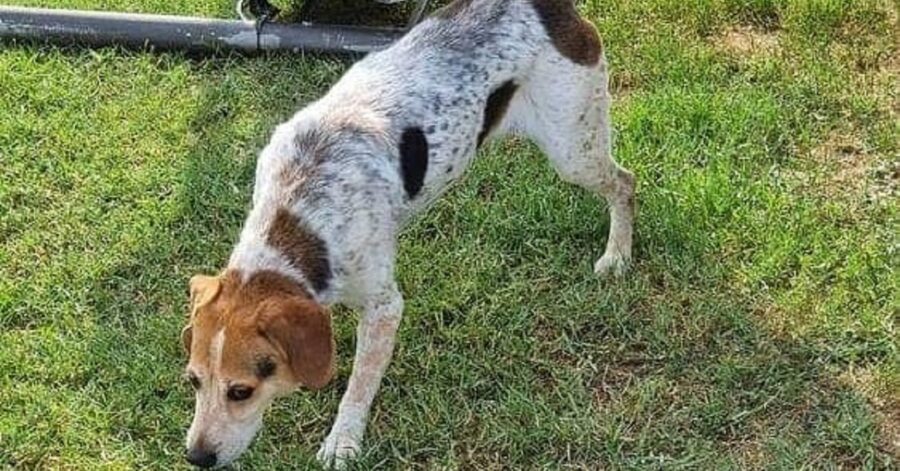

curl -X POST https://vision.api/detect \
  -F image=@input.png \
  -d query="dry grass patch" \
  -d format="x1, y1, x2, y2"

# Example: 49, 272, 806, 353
610, 70, 637, 102
810, 129, 898, 203
838, 366, 900, 459
814, 129, 872, 198
780, 126, 897, 204
715, 26, 780, 58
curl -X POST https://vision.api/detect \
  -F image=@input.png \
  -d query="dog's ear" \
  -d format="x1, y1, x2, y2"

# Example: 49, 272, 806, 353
189, 275, 222, 309
181, 324, 193, 354
257, 298, 335, 389
183, 275, 220, 355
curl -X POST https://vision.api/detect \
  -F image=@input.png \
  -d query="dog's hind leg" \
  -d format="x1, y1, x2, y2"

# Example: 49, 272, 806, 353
505, 51, 635, 276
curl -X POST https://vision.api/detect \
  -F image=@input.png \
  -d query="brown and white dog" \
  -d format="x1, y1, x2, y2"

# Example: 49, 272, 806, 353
182, 0, 635, 468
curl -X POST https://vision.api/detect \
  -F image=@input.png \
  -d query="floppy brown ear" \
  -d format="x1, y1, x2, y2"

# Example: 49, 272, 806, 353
181, 324, 193, 354
189, 275, 221, 309
183, 275, 219, 355
258, 298, 335, 389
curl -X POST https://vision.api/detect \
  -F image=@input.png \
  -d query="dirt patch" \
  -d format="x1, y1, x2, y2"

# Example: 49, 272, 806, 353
813, 130, 871, 197
781, 128, 898, 203
837, 366, 900, 459
869, 49, 900, 117
610, 70, 636, 102
811, 129, 898, 202
869, 160, 900, 202
715, 26, 780, 58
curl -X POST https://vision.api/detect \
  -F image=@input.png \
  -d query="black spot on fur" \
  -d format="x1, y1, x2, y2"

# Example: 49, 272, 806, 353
399, 127, 428, 199
478, 80, 518, 146
256, 357, 276, 379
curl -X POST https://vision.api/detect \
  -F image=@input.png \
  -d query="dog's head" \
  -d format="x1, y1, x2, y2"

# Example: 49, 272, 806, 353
181, 270, 334, 468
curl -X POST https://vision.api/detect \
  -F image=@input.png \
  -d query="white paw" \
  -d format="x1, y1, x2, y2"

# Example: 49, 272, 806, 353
594, 253, 630, 277
316, 427, 362, 469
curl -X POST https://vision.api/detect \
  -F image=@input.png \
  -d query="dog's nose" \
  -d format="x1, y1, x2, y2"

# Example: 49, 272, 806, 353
185, 447, 217, 468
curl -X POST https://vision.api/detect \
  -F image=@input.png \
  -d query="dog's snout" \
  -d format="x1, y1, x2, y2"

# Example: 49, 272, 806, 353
185, 447, 217, 468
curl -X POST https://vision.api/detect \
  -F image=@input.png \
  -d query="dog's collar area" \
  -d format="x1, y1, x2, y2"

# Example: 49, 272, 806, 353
227, 269, 319, 303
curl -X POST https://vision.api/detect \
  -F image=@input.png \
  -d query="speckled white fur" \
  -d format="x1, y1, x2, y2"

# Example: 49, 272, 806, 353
221, 0, 635, 467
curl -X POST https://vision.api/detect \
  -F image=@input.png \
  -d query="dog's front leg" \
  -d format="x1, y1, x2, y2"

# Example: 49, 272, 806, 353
317, 287, 403, 469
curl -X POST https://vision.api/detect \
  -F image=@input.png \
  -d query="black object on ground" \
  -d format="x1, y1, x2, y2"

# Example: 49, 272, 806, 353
0, 2, 430, 55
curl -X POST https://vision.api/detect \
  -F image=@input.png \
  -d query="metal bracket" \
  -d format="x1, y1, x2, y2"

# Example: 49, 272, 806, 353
238, 0, 281, 22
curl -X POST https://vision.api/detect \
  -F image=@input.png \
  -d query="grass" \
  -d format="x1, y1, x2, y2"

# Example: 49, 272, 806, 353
0, 0, 897, 469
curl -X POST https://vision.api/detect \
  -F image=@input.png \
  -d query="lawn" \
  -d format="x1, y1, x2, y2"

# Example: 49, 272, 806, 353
0, 0, 897, 469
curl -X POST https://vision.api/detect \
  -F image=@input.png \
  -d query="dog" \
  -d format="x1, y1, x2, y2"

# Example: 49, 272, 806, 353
182, 0, 635, 467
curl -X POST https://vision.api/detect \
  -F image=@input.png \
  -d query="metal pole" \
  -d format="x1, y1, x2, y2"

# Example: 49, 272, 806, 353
0, 6, 403, 54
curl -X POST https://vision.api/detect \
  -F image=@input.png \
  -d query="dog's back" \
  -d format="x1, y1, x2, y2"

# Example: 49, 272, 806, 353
329, 0, 602, 130
230, 0, 610, 302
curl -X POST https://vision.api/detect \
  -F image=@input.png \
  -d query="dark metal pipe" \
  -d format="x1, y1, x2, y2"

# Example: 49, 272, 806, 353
0, 6, 404, 54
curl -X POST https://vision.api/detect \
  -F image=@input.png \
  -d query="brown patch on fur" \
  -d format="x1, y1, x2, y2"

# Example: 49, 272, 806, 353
190, 275, 222, 308
267, 207, 331, 293
531, 0, 602, 66
478, 80, 519, 146
181, 324, 193, 354
185, 269, 335, 389
255, 292, 335, 389
182, 275, 224, 358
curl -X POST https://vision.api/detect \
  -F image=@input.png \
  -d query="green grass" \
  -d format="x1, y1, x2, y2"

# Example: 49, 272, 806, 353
1, 0, 897, 469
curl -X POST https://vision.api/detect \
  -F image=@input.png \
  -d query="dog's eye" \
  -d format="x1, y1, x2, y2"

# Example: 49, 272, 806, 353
186, 373, 201, 390
227, 385, 254, 402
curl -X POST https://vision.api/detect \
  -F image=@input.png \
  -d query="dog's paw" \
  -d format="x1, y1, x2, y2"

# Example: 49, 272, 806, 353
316, 428, 361, 469
594, 253, 630, 277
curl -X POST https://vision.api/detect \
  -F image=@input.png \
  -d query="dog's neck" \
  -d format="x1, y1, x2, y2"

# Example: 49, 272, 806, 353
227, 205, 316, 298
226, 110, 337, 302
